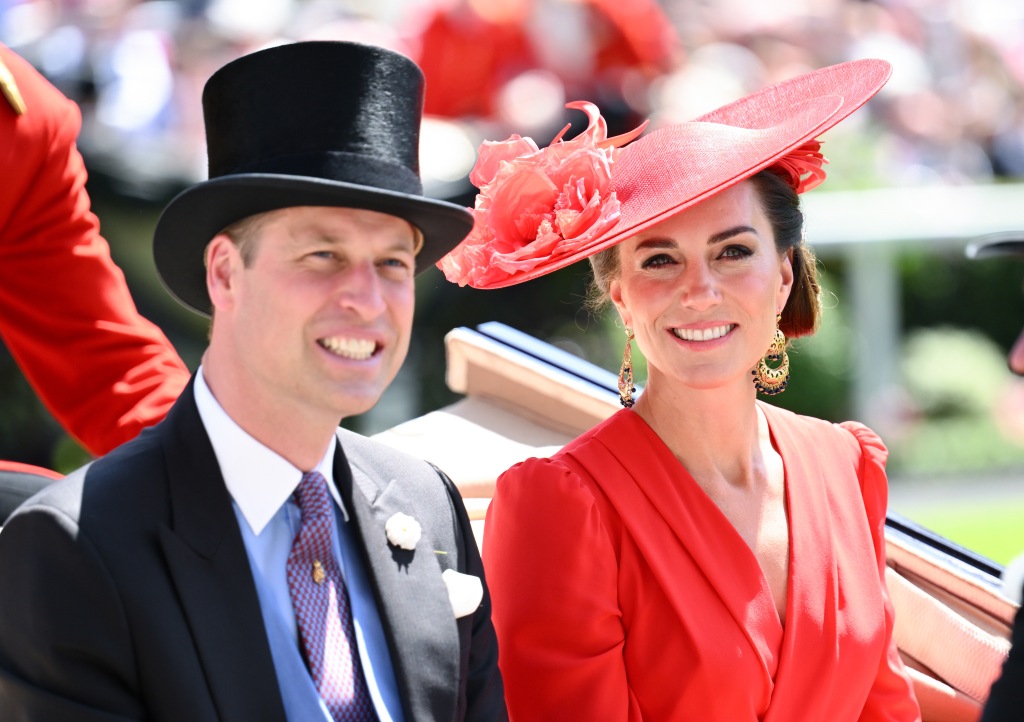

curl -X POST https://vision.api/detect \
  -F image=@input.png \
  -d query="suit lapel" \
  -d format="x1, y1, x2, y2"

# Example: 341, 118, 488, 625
334, 439, 459, 722
157, 383, 287, 722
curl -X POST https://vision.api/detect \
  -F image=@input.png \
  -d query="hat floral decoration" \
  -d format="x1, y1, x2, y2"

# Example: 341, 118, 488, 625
436, 60, 894, 290
438, 102, 830, 290
438, 101, 648, 288
770, 139, 827, 193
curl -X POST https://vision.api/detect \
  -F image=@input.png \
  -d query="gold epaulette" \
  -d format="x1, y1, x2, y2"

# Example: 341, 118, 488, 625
0, 56, 26, 115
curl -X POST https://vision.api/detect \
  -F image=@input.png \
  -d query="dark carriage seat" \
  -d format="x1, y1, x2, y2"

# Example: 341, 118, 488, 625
0, 461, 61, 525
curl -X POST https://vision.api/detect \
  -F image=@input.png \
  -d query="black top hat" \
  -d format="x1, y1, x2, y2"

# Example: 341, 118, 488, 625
965, 231, 1024, 260
153, 41, 473, 315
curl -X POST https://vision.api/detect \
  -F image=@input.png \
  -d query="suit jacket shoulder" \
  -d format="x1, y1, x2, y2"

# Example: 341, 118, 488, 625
981, 597, 1024, 722
0, 384, 286, 722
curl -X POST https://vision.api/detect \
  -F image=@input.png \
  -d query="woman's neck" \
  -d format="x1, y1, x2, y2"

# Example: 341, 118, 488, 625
633, 372, 769, 491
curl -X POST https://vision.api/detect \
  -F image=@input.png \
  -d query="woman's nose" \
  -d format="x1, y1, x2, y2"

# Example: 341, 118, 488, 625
680, 262, 721, 311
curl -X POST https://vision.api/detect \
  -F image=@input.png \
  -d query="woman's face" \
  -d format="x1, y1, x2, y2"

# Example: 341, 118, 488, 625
609, 181, 794, 394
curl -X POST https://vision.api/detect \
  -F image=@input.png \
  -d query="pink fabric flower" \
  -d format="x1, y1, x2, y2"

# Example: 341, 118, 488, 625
769, 139, 828, 193
469, 135, 539, 188
438, 101, 646, 288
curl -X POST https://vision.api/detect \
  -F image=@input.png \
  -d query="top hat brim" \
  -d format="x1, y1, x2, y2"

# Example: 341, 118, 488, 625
154, 174, 473, 315
965, 232, 1024, 260
467, 59, 891, 289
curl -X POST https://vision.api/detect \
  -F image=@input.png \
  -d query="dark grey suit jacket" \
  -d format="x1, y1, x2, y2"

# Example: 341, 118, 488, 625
0, 379, 506, 721
980, 590, 1024, 722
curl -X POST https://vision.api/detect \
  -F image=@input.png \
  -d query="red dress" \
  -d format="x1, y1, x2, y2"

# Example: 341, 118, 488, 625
483, 402, 921, 721
0, 45, 189, 456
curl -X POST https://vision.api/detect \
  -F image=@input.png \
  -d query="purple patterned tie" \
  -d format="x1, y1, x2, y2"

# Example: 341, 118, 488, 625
287, 471, 377, 721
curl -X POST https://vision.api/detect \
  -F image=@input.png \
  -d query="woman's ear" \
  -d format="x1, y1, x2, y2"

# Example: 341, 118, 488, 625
609, 278, 631, 329
777, 247, 795, 313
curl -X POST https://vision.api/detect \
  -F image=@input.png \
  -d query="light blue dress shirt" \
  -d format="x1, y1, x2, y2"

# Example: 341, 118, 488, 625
194, 368, 405, 722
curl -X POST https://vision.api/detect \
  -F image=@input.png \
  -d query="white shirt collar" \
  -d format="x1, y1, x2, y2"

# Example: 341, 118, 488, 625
193, 366, 348, 535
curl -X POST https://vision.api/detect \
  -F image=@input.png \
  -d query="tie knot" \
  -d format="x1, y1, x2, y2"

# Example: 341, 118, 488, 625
293, 470, 333, 520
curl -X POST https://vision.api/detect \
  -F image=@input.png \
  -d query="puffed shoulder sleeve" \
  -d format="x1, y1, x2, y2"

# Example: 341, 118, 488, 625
483, 457, 641, 722
839, 421, 922, 722
839, 421, 890, 551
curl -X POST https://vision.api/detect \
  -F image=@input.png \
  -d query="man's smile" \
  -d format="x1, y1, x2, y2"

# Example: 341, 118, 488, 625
317, 336, 378, 360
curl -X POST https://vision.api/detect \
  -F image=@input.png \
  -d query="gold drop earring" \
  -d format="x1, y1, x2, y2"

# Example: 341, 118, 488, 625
618, 327, 636, 408
752, 314, 790, 396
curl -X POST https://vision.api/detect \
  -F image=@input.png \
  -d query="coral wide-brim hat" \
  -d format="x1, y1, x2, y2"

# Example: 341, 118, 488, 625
439, 58, 892, 290
965, 232, 1024, 259
154, 41, 474, 315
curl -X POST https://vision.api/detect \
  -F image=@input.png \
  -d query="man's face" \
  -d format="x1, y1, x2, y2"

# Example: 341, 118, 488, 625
1010, 326, 1024, 376
207, 205, 417, 427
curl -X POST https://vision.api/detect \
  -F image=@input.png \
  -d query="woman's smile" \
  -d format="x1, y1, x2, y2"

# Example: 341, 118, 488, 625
671, 324, 737, 343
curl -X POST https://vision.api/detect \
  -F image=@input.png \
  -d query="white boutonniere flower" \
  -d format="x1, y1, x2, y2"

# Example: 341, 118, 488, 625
385, 512, 421, 550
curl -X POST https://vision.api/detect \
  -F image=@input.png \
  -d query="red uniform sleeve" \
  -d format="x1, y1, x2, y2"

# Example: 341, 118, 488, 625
0, 46, 189, 456
482, 456, 643, 722
840, 421, 923, 722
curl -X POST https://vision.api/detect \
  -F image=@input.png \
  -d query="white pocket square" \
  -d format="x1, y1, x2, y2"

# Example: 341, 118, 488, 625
442, 569, 483, 619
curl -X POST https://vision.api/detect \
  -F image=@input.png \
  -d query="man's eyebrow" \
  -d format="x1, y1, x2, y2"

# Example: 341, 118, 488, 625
301, 231, 414, 250
386, 234, 419, 253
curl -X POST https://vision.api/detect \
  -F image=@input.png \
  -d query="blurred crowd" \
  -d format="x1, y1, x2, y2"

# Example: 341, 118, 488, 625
2, 0, 1024, 200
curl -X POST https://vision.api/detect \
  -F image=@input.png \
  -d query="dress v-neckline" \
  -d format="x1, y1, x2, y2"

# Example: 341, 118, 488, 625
634, 403, 794, 634
555, 405, 897, 721
755, 404, 793, 631
618, 404, 798, 671
567, 404, 840, 688
676, 405, 792, 633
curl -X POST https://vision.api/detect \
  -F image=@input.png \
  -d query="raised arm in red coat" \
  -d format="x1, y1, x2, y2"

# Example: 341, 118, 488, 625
0, 45, 189, 456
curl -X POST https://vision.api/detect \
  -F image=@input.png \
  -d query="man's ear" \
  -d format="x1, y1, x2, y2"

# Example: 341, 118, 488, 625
206, 234, 241, 312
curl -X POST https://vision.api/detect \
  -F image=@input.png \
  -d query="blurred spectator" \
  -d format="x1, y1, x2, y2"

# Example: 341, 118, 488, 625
4, 0, 1022, 198
404, 0, 537, 120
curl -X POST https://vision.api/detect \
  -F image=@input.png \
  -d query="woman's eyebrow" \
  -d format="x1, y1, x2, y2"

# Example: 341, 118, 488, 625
635, 237, 677, 251
709, 225, 758, 244
636, 225, 759, 250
